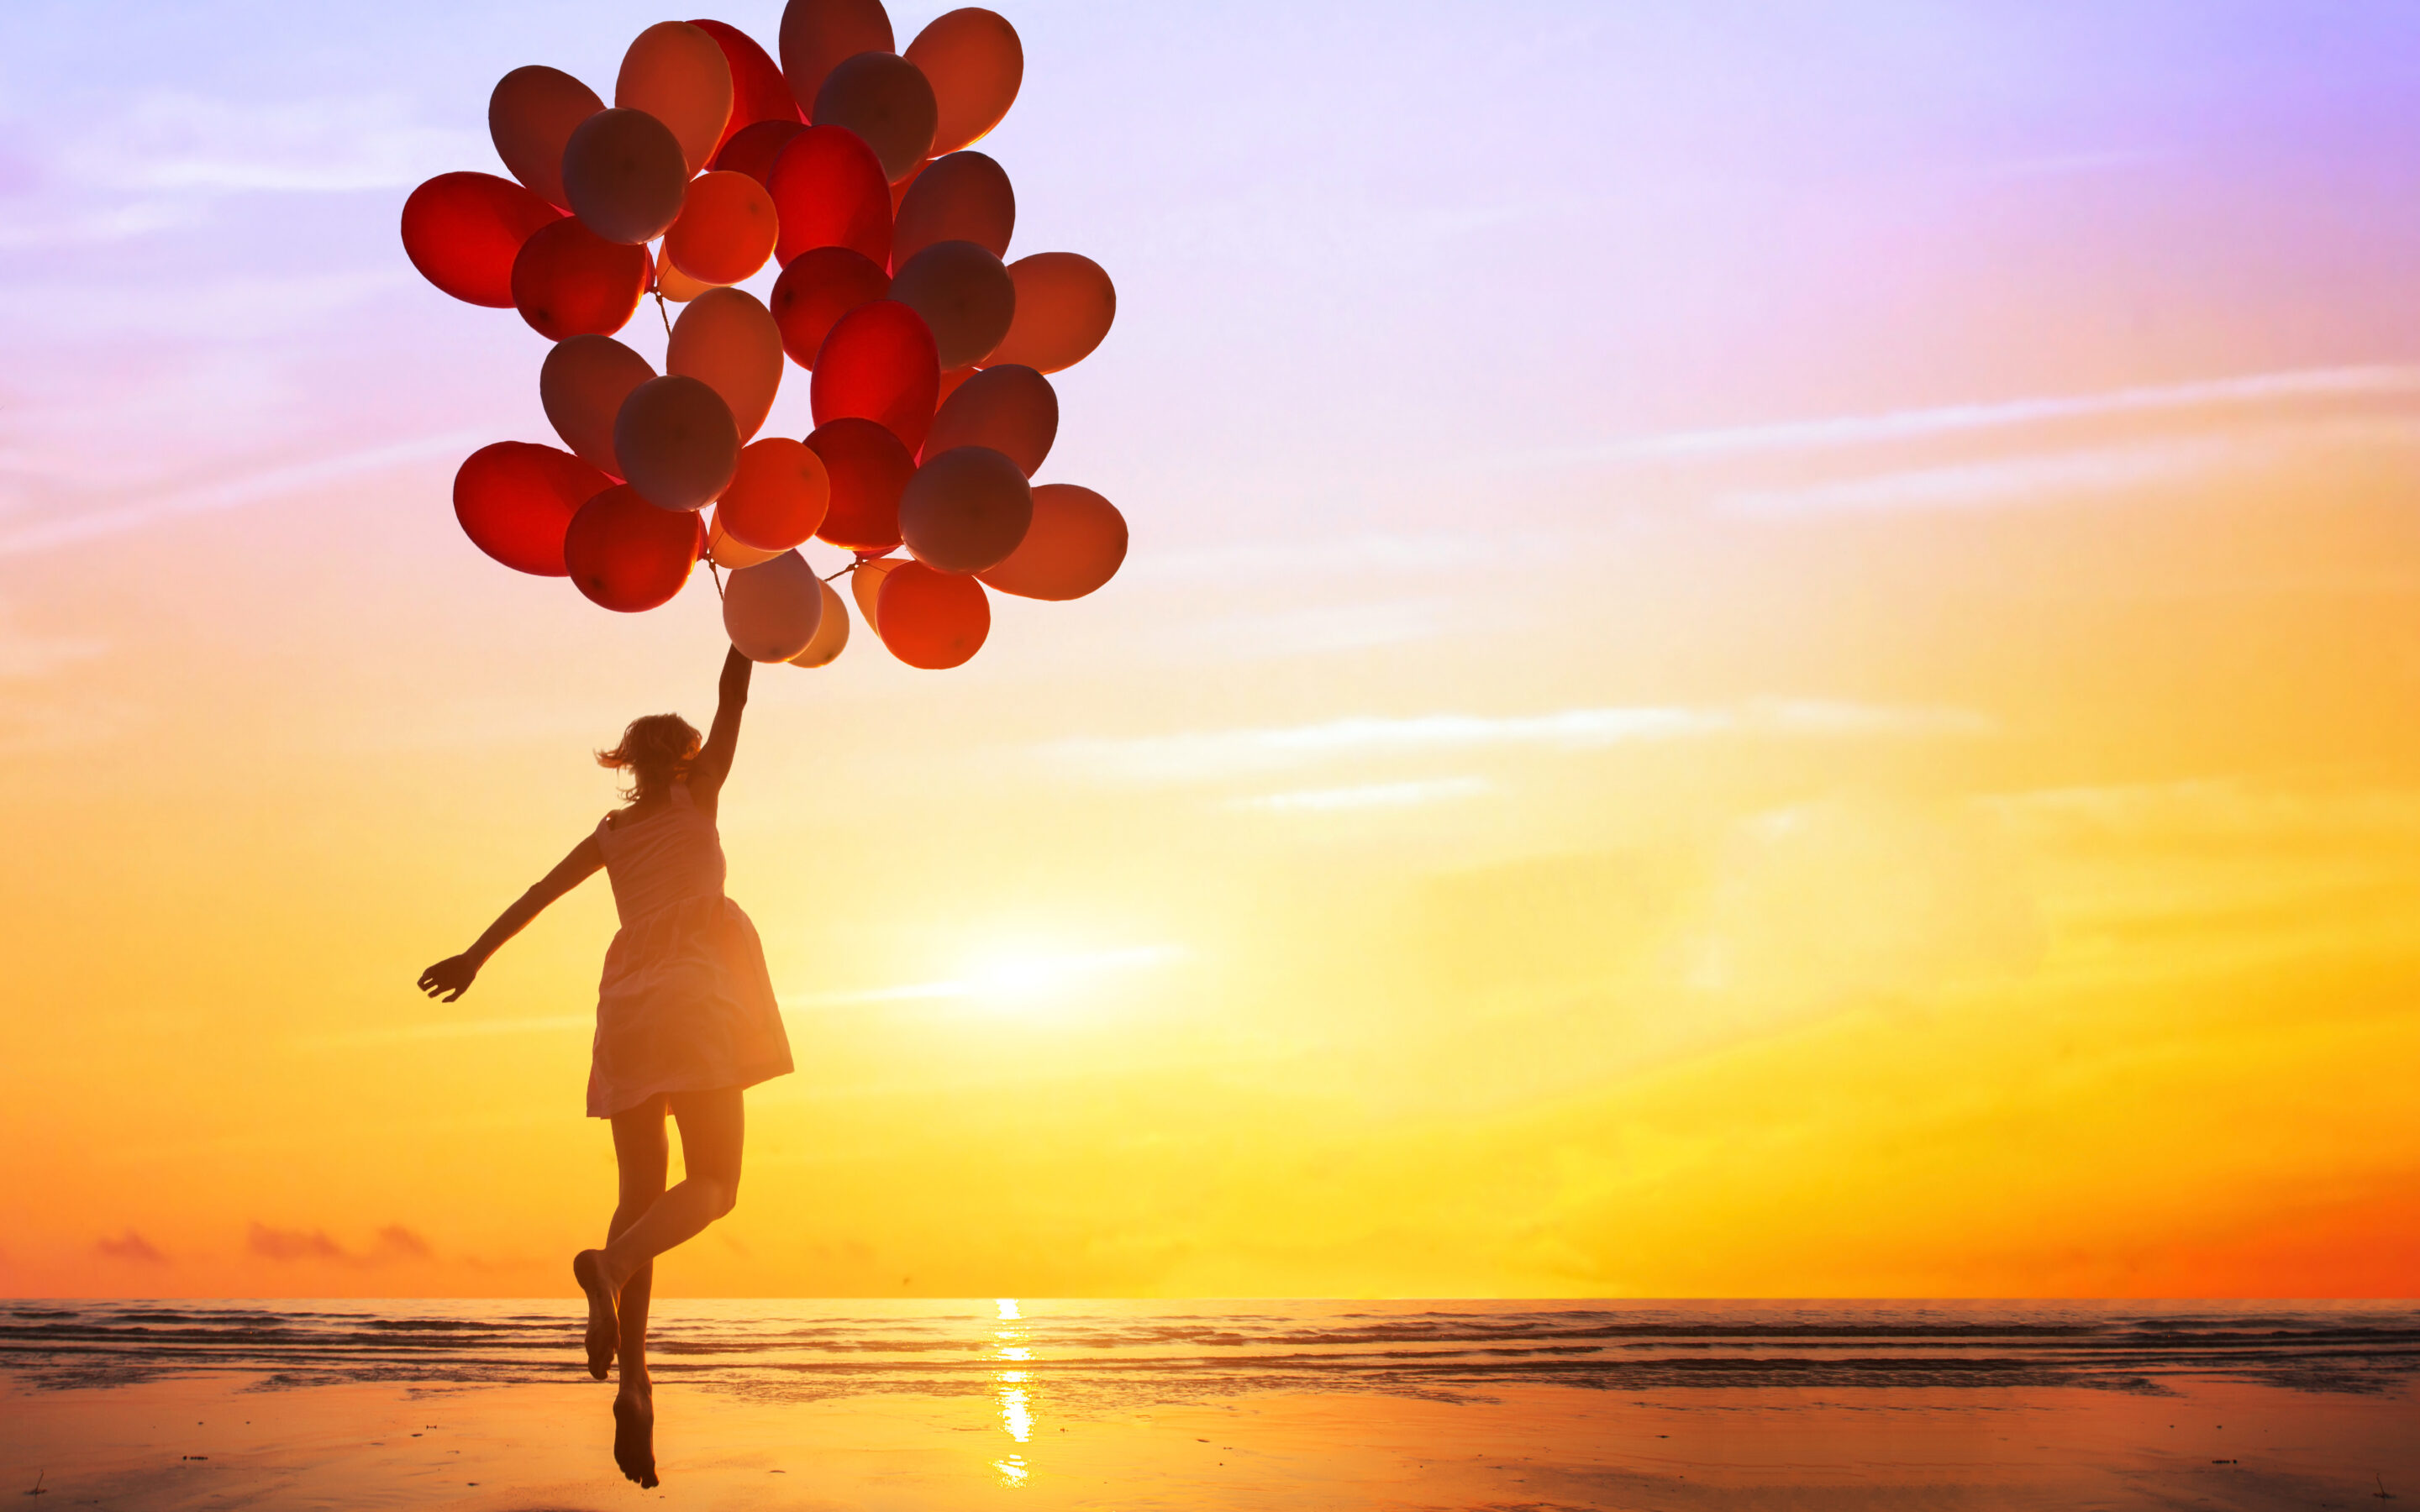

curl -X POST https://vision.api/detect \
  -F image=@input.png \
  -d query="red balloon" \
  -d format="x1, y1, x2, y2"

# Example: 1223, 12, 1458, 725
976, 482, 1127, 601
691, 18, 801, 160
898, 444, 1030, 574
892, 150, 1013, 267
886, 238, 1014, 369
811, 299, 939, 453
811, 50, 937, 183
923, 362, 1055, 474
767, 123, 892, 268
712, 118, 803, 184
565, 484, 706, 611
512, 217, 652, 339
402, 172, 564, 307
780, 0, 894, 114
876, 559, 990, 669
453, 441, 613, 575
807, 417, 914, 552
770, 245, 889, 367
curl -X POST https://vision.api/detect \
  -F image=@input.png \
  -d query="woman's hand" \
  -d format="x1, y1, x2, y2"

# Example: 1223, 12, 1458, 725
418, 954, 481, 1002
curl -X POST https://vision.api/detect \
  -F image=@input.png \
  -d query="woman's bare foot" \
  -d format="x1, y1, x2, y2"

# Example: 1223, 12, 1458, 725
613, 1386, 659, 1488
571, 1249, 618, 1381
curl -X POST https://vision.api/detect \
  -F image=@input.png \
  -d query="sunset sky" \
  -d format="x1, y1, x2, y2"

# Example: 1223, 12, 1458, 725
3, 0, 2419, 1299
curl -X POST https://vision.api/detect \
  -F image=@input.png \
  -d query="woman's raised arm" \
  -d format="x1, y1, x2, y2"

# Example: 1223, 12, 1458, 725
687, 645, 753, 817
417, 832, 606, 1002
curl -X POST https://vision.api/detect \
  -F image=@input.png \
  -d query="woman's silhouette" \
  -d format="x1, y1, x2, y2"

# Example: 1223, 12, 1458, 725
417, 647, 791, 1488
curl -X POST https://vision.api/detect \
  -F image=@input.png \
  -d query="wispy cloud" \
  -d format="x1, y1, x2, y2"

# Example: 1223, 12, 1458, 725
0, 430, 482, 557
1228, 777, 1497, 812
1523, 365, 2420, 468
95, 1230, 168, 1265
63, 92, 484, 196
1045, 701, 1991, 783
247, 1222, 432, 1266
1718, 417, 2420, 517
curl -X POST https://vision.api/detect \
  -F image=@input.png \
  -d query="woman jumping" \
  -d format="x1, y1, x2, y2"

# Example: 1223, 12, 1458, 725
416, 647, 792, 1488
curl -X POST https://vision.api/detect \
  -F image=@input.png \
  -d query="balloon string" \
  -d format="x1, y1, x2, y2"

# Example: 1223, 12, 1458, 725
654, 287, 673, 340
820, 561, 858, 583
708, 560, 725, 600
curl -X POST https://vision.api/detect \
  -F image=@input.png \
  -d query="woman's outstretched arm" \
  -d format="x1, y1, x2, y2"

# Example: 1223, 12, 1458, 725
687, 646, 752, 819
417, 833, 606, 1002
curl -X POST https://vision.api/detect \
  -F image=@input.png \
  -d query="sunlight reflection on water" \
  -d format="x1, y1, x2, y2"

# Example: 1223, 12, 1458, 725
995, 1298, 1035, 1486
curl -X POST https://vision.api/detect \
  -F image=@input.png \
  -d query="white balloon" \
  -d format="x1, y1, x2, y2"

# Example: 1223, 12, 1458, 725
723, 549, 824, 662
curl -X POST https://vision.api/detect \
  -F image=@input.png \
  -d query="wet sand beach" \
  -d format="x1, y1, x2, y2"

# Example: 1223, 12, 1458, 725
4, 1300, 2413, 1509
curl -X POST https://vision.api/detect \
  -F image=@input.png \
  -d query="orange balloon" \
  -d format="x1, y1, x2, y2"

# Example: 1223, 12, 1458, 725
780, 0, 894, 115
716, 437, 830, 549
566, 484, 705, 612
892, 150, 1013, 267
540, 334, 655, 475
512, 218, 652, 339
561, 107, 689, 244
977, 483, 1126, 601
934, 365, 976, 410
787, 579, 852, 667
809, 417, 915, 552
667, 287, 785, 440
656, 258, 720, 302
708, 508, 781, 568
850, 554, 909, 629
887, 239, 1013, 370
812, 51, 937, 183
876, 560, 990, 669
904, 8, 1022, 155
982, 252, 1113, 372
613, 375, 740, 510
401, 171, 564, 307
899, 444, 1030, 574
723, 549, 826, 662
488, 66, 603, 209
664, 170, 778, 286
691, 18, 801, 160
923, 362, 1054, 475
618, 21, 734, 176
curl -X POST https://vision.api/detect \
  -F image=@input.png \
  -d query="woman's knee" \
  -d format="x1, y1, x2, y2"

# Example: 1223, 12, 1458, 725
702, 1175, 740, 1220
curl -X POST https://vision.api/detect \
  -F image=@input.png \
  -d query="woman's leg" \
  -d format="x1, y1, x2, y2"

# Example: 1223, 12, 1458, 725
577, 1100, 668, 1381
594, 1087, 744, 1286
597, 1100, 670, 1488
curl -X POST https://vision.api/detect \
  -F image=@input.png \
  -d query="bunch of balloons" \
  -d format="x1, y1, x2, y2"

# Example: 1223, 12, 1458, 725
401, 0, 1126, 670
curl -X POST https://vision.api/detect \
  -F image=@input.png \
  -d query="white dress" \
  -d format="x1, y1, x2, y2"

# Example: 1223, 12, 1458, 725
586, 783, 793, 1118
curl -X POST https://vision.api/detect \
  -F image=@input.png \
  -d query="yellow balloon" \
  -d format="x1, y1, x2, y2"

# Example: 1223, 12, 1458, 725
788, 579, 852, 667
708, 509, 780, 568
850, 554, 909, 631
656, 259, 722, 303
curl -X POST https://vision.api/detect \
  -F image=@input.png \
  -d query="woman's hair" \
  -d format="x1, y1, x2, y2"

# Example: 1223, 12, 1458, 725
597, 713, 702, 803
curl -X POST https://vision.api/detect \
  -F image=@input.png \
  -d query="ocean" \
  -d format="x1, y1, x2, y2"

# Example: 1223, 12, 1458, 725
4, 1299, 2415, 1508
